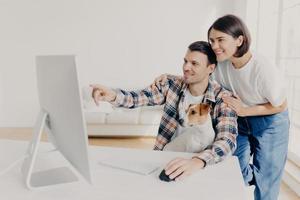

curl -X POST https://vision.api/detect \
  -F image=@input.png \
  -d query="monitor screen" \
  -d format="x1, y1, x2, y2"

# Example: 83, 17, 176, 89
22, 55, 92, 189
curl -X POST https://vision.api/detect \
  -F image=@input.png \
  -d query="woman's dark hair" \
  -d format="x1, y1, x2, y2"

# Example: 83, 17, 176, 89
208, 14, 251, 57
188, 41, 217, 65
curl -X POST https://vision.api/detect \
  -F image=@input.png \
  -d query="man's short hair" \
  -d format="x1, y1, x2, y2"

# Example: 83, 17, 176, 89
208, 14, 251, 57
188, 41, 217, 65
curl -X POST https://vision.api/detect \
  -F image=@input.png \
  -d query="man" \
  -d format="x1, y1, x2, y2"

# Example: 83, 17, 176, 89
91, 41, 238, 181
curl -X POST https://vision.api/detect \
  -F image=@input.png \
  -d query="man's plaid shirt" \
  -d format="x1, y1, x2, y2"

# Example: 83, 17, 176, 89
112, 77, 238, 166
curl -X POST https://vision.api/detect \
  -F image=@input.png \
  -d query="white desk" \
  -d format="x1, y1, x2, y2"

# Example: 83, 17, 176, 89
0, 139, 248, 200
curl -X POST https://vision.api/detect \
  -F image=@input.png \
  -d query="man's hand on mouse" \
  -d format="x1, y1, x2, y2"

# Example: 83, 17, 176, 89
164, 157, 205, 181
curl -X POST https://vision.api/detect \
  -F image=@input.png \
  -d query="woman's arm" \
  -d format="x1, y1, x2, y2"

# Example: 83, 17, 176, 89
222, 95, 287, 117
242, 100, 287, 116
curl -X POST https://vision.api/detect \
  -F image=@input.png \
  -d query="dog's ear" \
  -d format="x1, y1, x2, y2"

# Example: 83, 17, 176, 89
200, 104, 210, 115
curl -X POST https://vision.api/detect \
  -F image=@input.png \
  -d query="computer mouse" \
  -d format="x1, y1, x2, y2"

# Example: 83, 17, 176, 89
159, 169, 174, 182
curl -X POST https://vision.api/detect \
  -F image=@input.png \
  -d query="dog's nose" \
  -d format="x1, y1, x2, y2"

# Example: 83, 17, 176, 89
179, 119, 184, 124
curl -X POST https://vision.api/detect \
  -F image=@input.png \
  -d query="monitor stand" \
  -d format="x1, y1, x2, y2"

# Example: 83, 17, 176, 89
21, 110, 79, 189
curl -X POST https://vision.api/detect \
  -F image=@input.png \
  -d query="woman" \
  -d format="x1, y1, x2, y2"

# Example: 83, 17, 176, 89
153, 15, 289, 200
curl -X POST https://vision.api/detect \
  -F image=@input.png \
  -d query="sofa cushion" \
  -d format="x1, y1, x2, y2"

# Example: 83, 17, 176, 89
139, 106, 163, 125
106, 108, 140, 124
85, 111, 106, 123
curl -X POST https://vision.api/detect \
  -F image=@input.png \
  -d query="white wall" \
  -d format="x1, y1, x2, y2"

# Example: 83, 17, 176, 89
0, 0, 244, 127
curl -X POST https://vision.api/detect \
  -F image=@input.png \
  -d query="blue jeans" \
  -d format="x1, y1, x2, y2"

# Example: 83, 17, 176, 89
234, 110, 289, 200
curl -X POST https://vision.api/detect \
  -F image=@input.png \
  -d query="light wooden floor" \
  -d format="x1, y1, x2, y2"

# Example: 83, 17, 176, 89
0, 128, 299, 200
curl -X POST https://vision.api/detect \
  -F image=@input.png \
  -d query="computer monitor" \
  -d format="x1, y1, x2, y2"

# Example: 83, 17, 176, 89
21, 55, 92, 189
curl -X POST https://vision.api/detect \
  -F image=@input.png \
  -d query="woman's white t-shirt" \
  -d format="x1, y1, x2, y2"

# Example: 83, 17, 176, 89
212, 53, 286, 107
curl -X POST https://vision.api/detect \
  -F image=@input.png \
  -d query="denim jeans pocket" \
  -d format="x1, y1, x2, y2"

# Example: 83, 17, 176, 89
263, 110, 289, 127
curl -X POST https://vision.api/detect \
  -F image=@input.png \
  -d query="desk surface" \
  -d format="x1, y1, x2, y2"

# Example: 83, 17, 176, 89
0, 139, 247, 200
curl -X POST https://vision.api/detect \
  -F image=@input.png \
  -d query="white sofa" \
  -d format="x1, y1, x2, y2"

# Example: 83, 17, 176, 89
82, 87, 163, 137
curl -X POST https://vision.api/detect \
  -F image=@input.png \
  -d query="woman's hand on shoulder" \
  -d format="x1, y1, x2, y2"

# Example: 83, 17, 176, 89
151, 73, 183, 90
151, 74, 169, 90
222, 94, 247, 117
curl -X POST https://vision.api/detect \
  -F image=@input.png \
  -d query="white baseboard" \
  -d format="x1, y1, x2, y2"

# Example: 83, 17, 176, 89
282, 158, 300, 197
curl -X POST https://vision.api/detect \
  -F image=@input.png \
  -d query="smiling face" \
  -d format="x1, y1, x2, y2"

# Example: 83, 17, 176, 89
208, 28, 244, 62
182, 50, 215, 84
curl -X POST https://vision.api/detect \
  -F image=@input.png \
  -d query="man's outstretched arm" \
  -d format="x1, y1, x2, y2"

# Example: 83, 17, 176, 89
91, 81, 169, 109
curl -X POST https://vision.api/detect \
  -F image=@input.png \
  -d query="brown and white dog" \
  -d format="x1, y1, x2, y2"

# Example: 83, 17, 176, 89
163, 103, 215, 153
